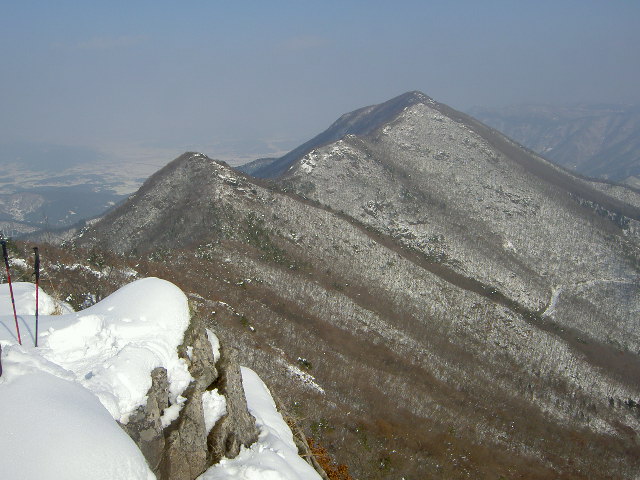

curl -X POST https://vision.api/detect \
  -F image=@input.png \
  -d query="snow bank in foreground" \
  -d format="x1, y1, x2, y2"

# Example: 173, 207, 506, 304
0, 279, 321, 480
0, 278, 191, 480
0, 278, 192, 423
42, 278, 192, 422
0, 281, 73, 317
0, 349, 155, 480
199, 367, 322, 480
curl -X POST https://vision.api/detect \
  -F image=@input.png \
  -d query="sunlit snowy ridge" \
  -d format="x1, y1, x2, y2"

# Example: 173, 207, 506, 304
0, 278, 321, 480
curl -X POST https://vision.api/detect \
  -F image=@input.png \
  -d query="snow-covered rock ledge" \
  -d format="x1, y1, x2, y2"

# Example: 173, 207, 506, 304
0, 278, 324, 480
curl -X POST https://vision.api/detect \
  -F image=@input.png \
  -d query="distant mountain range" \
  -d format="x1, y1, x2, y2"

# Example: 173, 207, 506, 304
6, 101, 640, 239
72, 91, 640, 479
468, 103, 640, 188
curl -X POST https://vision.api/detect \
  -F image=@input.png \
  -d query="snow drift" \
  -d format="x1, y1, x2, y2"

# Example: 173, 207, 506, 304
0, 279, 322, 480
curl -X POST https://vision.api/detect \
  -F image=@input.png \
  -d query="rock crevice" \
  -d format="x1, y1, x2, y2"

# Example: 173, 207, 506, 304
120, 312, 259, 480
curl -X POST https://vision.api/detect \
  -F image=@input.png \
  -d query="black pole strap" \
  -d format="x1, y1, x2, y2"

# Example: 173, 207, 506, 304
1, 240, 8, 267
33, 247, 40, 280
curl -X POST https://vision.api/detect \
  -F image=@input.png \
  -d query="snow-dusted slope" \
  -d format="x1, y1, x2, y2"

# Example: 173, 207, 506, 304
0, 280, 321, 480
468, 103, 640, 185
69, 90, 640, 477
200, 367, 323, 480
281, 98, 640, 352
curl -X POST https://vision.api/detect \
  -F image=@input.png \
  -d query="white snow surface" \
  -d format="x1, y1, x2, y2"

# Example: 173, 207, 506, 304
0, 278, 191, 480
0, 279, 320, 480
0, 349, 155, 480
0, 281, 73, 318
202, 389, 227, 434
207, 327, 221, 362
9, 257, 29, 270
0, 278, 193, 422
199, 367, 322, 480
285, 363, 325, 394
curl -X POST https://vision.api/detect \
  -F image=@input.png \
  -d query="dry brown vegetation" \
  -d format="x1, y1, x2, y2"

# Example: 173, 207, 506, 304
6, 94, 640, 480
307, 437, 353, 480
10, 118, 640, 478
7, 234, 639, 480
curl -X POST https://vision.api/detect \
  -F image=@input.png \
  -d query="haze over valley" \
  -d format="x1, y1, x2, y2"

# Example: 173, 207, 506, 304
2, 2, 640, 479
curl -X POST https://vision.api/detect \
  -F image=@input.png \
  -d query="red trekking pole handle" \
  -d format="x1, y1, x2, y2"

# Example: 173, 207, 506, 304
2, 240, 21, 345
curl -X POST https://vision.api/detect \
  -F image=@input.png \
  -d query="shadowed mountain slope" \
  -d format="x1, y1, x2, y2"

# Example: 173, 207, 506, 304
469, 104, 640, 187
238, 91, 429, 179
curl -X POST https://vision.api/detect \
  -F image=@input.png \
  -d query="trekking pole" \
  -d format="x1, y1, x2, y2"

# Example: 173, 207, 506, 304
33, 247, 40, 347
1, 240, 21, 345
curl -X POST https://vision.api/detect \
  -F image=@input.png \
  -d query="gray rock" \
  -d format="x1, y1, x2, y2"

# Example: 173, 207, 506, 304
160, 381, 209, 480
121, 312, 259, 480
207, 345, 259, 463
119, 367, 169, 473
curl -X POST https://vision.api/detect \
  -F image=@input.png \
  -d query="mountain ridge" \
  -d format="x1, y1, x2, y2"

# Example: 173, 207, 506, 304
275, 94, 639, 333
238, 91, 431, 178
72, 92, 640, 479
243, 91, 640, 222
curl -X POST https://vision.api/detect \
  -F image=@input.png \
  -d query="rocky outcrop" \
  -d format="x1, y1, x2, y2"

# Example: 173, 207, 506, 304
120, 367, 170, 472
120, 312, 259, 480
206, 346, 258, 463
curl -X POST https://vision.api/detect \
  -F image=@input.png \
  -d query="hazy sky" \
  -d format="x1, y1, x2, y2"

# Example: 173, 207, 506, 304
1, 0, 639, 165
